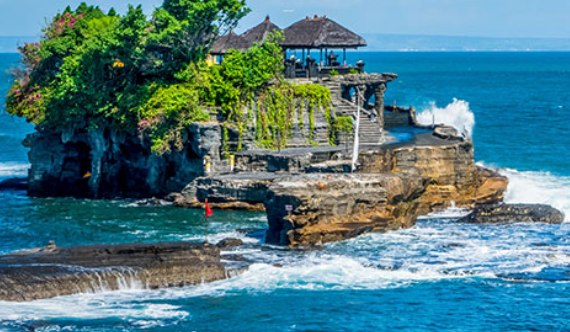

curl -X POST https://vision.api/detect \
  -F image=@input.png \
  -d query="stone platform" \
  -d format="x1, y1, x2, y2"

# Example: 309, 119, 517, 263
0, 242, 234, 302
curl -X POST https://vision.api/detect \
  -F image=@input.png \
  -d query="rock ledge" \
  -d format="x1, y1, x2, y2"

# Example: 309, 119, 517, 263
459, 204, 565, 224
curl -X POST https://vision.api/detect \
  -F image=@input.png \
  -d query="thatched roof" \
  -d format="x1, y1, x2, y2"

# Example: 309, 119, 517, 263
282, 16, 367, 49
210, 31, 250, 55
242, 16, 282, 45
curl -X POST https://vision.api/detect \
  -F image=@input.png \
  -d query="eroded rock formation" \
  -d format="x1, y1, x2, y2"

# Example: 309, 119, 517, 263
264, 173, 426, 246
358, 134, 508, 214
25, 123, 231, 198
0, 242, 232, 302
459, 204, 565, 224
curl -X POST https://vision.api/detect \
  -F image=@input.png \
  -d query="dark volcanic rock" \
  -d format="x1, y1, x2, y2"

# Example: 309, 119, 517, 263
0, 242, 231, 302
216, 238, 244, 249
459, 204, 565, 224
0, 177, 28, 191
25, 123, 230, 199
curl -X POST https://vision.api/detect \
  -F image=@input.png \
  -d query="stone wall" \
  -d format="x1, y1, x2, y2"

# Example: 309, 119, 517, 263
384, 105, 416, 128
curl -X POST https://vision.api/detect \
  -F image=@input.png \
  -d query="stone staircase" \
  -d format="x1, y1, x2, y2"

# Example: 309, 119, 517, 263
323, 80, 384, 146
356, 111, 384, 145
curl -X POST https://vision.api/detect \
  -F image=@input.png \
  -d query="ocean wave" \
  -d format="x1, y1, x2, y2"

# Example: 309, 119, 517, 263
0, 162, 29, 179
477, 163, 570, 220
416, 98, 475, 137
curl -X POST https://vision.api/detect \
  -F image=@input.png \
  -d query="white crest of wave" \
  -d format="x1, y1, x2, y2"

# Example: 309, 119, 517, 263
416, 99, 475, 138
0, 162, 29, 179
500, 167, 570, 220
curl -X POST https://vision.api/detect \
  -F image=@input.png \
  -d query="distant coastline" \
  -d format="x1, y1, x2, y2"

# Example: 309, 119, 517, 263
361, 33, 570, 52
2, 34, 570, 53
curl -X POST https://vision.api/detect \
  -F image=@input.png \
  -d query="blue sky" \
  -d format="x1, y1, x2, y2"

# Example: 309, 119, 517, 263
1, 0, 570, 38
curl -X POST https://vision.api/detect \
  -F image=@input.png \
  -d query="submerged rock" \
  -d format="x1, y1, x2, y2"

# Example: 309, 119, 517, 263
0, 242, 233, 302
216, 238, 244, 249
459, 204, 565, 224
0, 177, 28, 191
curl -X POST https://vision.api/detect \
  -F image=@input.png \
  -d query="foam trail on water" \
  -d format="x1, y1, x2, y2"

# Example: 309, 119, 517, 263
416, 99, 475, 137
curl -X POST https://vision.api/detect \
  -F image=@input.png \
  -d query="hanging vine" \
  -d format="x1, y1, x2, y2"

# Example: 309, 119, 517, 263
222, 82, 333, 150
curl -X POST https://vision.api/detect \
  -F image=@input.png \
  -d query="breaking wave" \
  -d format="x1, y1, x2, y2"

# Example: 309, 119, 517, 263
0, 162, 28, 180
416, 99, 475, 137
501, 168, 570, 220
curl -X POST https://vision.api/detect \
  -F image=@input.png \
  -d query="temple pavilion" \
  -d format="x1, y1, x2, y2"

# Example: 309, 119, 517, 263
210, 15, 367, 78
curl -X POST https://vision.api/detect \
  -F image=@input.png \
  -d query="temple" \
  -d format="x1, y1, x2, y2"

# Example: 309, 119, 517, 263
212, 15, 367, 78
209, 15, 408, 146
21, 14, 510, 249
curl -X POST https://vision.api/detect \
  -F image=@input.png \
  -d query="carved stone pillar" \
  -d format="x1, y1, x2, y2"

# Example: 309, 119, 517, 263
373, 83, 387, 130
363, 85, 374, 111
341, 85, 353, 102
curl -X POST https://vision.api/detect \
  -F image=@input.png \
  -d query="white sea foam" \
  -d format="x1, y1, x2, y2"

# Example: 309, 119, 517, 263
476, 162, 570, 220
0, 162, 28, 179
416, 99, 475, 137
1, 217, 568, 323
499, 167, 570, 220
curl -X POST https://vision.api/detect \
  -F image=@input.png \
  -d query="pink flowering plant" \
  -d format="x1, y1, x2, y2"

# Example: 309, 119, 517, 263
6, 83, 47, 124
45, 12, 84, 39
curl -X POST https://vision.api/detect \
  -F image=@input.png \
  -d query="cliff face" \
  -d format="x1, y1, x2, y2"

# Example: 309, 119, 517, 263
358, 135, 508, 214
24, 123, 228, 198
264, 173, 426, 246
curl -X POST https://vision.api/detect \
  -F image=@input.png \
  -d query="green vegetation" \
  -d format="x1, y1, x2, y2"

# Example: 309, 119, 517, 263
5, 1, 338, 153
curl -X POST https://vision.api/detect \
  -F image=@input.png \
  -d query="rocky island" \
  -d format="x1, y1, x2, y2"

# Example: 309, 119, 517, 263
1, 0, 562, 302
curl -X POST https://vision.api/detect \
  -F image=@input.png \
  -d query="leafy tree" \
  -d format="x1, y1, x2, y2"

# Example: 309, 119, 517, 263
4, 0, 335, 153
146, 0, 250, 77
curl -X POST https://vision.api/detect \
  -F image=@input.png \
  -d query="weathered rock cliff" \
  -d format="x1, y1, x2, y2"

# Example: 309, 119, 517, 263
358, 134, 508, 214
264, 173, 426, 246
24, 123, 230, 198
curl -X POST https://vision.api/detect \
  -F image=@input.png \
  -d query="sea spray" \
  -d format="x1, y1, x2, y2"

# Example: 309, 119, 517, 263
501, 168, 570, 221
417, 99, 475, 137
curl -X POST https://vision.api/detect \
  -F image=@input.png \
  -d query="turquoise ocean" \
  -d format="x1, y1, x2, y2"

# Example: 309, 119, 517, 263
1, 52, 570, 331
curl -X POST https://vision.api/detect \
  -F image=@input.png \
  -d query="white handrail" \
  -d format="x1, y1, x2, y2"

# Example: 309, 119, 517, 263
351, 87, 361, 173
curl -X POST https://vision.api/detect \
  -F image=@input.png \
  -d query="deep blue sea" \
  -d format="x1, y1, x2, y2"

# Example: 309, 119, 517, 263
1, 52, 570, 332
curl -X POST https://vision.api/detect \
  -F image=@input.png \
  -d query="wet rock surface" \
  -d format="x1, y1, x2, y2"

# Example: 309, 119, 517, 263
264, 173, 427, 247
216, 238, 244, 249
0, 242, 232, 302
459, 204, 565, 224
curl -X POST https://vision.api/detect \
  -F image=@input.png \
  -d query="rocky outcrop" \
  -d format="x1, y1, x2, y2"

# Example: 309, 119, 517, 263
172, 133, 508, 247
25, 123, 230, 199
459, 204, 565, 224
264, 173, 427, 247
358, 135, 508, 214
216, 238, 244, 249
0, 242, 233, 302
172, 173, 280, 211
